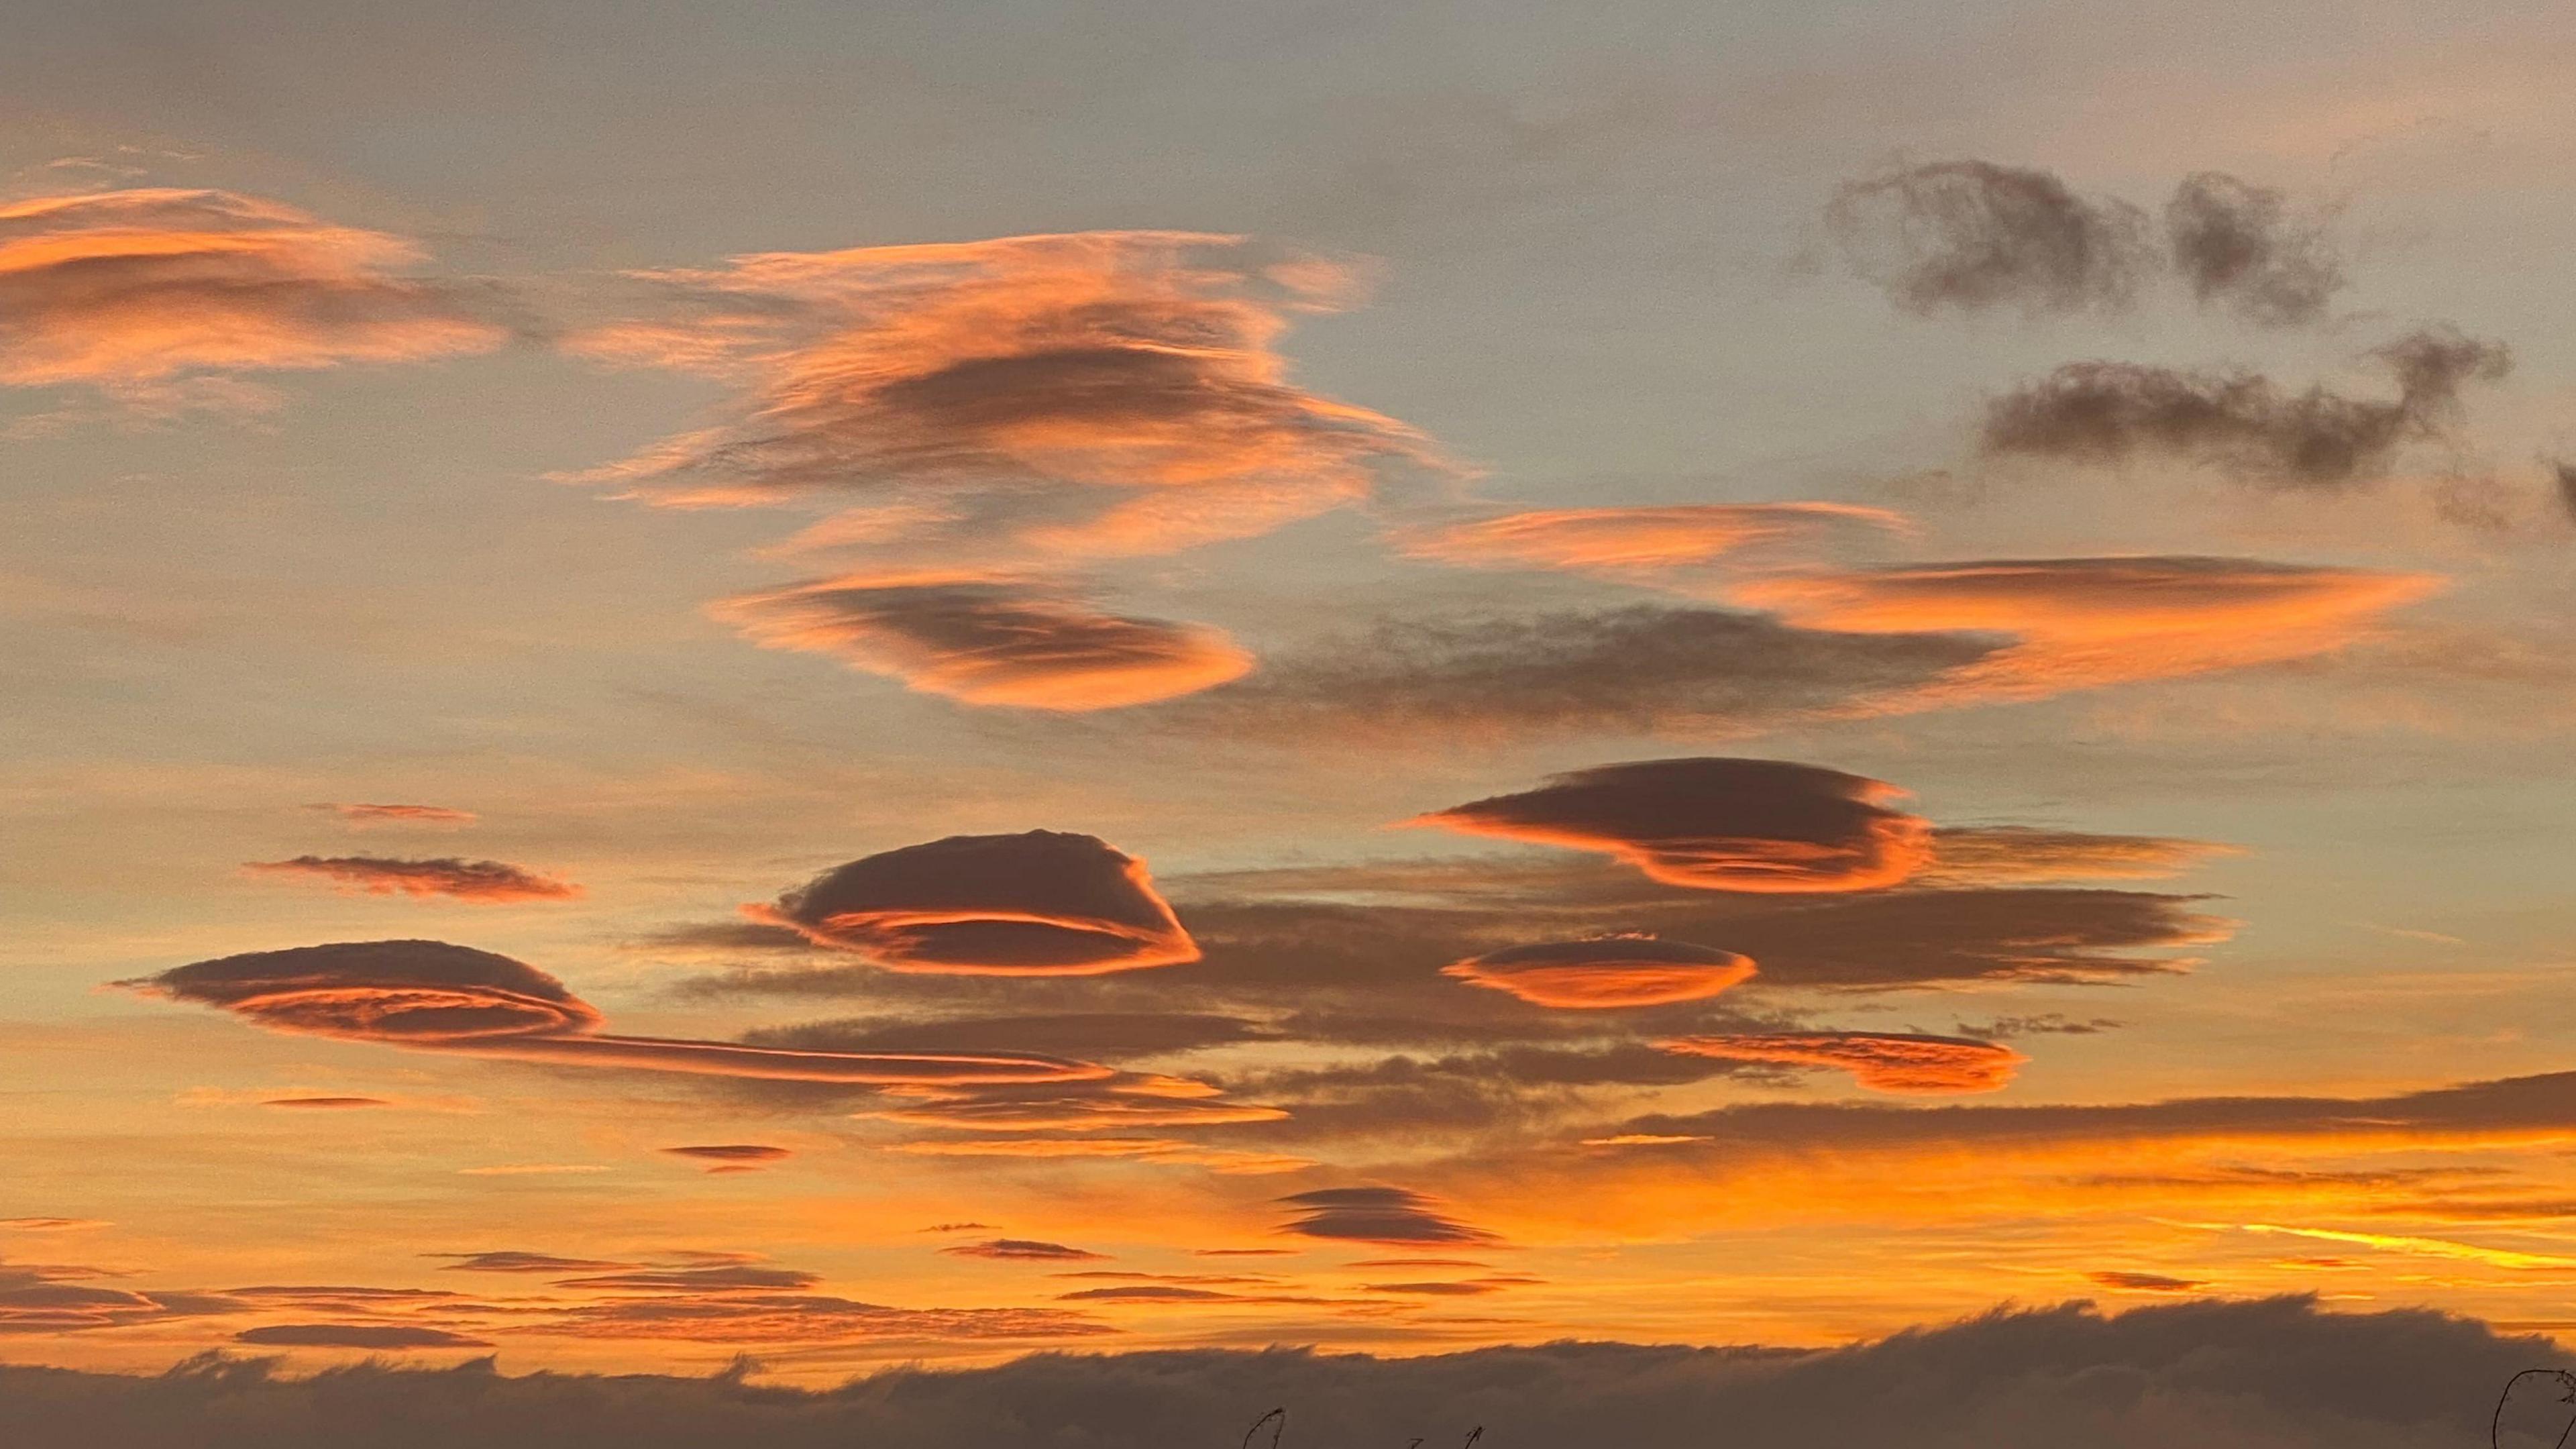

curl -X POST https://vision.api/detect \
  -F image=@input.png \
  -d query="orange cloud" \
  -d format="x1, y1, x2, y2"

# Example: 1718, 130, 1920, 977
712, 573, 1252, 710
1729, 556, 2440, 703
244, 855, 582, 903
885, 1138, 1311, 1174
1395, 502, 1904, 581
1411, 757, 1931, 892
1925, 827, 2239, 885
125, 941, 1108, 1086
311, 802, 477, 826
558, 231, 1444, 555
749, 831, 1199, 975
0, 189, 503, 389
1658, 1032, 2028, 1093
1442, 934, 1756, 1008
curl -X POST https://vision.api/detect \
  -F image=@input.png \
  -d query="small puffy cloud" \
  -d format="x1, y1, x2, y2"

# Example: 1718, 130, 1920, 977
1442, 934, 1756, 1008
1732, 555, 2440, 703
941, 1240, 1108, 1263
713, 573, 1251, 710
2164, 172, 2345, 327
1393, 503, 1904, 582
1827, 160, 2154, 317
234, 1324, 491, 1350
1411, 757, 1931, 893
1658, 1031, 2028, 1093
1275, 1187, 1501, 1246
749, 831, 1199, 975
1981, 328, 2510, 488
125, 940, 1106, 1086
1926, 827, 2238, 885
243, 855, 581, 903
311, 803, 476, 826
0, 189, 504, 390
659, 1144, 792, 1172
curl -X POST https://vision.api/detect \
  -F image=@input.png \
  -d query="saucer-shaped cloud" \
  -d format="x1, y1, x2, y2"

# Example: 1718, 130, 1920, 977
1396, 503, 1904, 582
0, 189, 503, 389
125, 941, 1105, 1085
1442, 935, 1756, 1008
1659, 1032, 2027, 1093
750, 830, 1199, 975
244, 855, 581, 902
660, 1144, 792, 1171
1412, 757, 1931, 892
941, 1239, 1107, 1262
1275, 1187, 1501, 1246
1731, 555, 2440, 702
714, 574, 1252, 710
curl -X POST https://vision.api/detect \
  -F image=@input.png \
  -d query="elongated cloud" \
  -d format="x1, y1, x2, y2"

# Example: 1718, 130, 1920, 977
311, 803, 476, 826
235, 1324, 490, 1350
1926, 827, 2237, 885
941, 1239, 1108, 1262
1827, 160, 2153, 317
1982, 328, 2510, 488
0, 189, 503, 390
123, 940, 1106, 1085
1658, 1032, 2028, 1093
886, 1138, 1311, 1174
1442, 935, 1756, 1008
1275, 1187, 1501, 1246
244, 855, 581, 902
1731, 555, 2440, 702
659, 1144, 791, 1171
1394, 503, 1903, 582
712, 573, 1251, 709
1412, 757, 1931, 892
750, 831, 1199, 975
2163, 172, 2345, 327
559, 231, 1442, 555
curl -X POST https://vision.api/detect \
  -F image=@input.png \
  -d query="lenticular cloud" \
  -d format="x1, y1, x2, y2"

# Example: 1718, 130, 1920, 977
1443, 935, 1757, 1008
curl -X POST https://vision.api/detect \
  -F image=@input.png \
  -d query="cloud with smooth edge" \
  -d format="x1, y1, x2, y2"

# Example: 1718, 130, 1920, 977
1442, 934, 1756, 1008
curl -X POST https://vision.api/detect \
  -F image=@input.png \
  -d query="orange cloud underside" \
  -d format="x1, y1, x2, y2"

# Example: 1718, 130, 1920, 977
1658, 1032, 2029, 1093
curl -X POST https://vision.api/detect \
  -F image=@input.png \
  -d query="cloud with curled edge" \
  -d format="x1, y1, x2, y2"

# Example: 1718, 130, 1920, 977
1392, 502, 1905, 584
749, 830, 1199, 975
1442, 934, 1756, 1008
0, 190, 504, 392
712, 572, 1252, 710
556, 231, 1448, 557
121, 940, 1108, 1086
941, 1239, 1108, 1263
1659, 1032, 2028, 1094
1826, 160, 2154, 317
1728, 555, 2441, 704
1409, 757, 1931, 893
1982, 327, 2510, 488
1275, 1187, 1501, 1247
311, 802, 476, 826
244, 855, 582, 903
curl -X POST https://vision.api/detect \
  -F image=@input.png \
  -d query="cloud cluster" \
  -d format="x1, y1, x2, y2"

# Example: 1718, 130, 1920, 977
749, 831, 1199, 975
244, 856, 582, 903
125, 940, 1106, 1085
1981, 329, 2511, 487
1413, 757, 1931, 892
1441, 935, 1756, 1008
1658, 1031, 2028, 1093
0, 189, 504, 391
712, 574, 1251, 710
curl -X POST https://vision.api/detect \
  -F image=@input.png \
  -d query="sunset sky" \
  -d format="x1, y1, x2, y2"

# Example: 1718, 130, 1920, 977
9, 0, 2576, 1413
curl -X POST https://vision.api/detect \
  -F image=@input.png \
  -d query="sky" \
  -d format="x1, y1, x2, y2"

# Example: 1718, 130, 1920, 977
7, 0, 2576, 1436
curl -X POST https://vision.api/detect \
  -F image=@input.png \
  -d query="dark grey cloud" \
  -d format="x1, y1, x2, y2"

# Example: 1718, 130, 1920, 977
243, 855, 582, 902
233, 1324, 491, 1350
1827, 160, 2154, 317
1982, 327, 2512, 488
2554, 461, 2576, 524
5, 1297, 2567, 1448
2164, 172, 2346, 327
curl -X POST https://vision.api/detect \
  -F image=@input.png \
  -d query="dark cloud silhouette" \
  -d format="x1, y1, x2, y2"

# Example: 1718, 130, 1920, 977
749, 831, 1199, 975
1275, 1187, 1501, 1246
2164, 172, 2346, 327
941, 1240, 1108, 1263
1167, 605, 1995, 742
2555, 461, 2576, 524
126, 941, 1107, 1085
1658, 1031, 2028, 1093
1413, 757, 1931, 893
244, 856, 581, 903
1827, 160, 2153, 317
233, 1324, 491, 1350
8, 1297, 2557, 1448
311, 803, 476, 826
659, 1145, 792, 1171
2088, 1271, 2206, 1293
0, 189, 504, 392
712, 574, 1251, 710
1442, 935, 1756, 1008
1982, 328, 2511, 487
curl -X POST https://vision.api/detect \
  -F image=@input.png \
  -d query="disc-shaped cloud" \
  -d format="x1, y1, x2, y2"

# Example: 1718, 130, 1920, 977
1412, 757, 1931, 892
1658, 1032, 2027, 1093
1396, 502, 1903, 582
125, 941, 1104, 1085
1273, 1187, 1500, 1246
1442, 935, 1757, 1008
750, 830, 1199, 975
714, 574, 1252, 710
